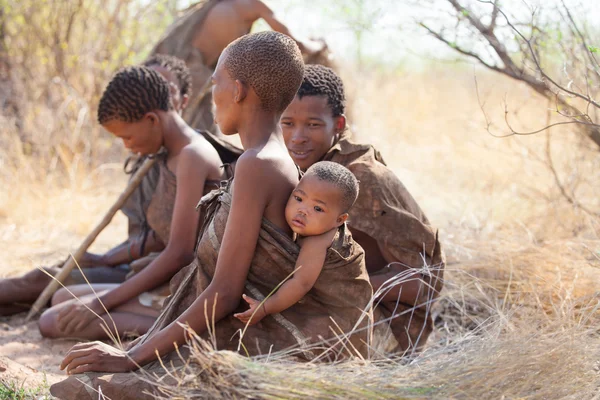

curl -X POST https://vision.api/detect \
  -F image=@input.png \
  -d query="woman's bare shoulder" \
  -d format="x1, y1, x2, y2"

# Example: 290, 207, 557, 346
178, 136, 224, 171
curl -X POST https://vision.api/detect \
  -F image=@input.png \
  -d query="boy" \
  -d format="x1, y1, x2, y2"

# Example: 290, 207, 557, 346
281, 64, 445, 353
234, 161, 359, 325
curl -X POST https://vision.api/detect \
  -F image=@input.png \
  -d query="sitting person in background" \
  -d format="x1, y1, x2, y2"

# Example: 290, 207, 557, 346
152, 0, 327, 133
235, 161, 360, 325
281, 64, 445, 354
37, 65, 226, 340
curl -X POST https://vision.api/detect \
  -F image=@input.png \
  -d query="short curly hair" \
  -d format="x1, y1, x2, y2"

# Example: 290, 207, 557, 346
298, 64, 345, 117
143, 54, 192, 98
223, 31, 304, 113
304, 161, 359, 212
98, 66, 172, 125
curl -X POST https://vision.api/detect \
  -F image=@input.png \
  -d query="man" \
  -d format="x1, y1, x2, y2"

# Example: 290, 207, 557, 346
151, 0, 327, 134
281, 64, 445, 354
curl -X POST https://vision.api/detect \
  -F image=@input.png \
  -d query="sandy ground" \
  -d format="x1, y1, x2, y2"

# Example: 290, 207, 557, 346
0, 182, 129, 393
0, 314, 74, 390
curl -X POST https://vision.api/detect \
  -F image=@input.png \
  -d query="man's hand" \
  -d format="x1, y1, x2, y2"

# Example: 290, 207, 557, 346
60, 341, 136, 375
233, 294, 267, 326
56, 297, 105, 335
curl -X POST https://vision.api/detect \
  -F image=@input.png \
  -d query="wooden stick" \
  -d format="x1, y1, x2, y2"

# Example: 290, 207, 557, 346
25, 156, 159, 321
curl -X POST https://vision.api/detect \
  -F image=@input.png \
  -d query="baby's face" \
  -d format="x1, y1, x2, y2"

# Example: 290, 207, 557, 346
285, 174, 346, 237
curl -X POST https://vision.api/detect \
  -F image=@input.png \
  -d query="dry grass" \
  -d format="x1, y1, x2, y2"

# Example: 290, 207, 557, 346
2, 65, 600, 398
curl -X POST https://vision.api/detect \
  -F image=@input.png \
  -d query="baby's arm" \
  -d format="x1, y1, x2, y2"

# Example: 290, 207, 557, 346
234, 228, 337, 325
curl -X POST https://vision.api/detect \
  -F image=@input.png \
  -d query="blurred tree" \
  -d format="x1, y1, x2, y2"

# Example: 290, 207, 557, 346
0, 0, 181, 174
0, 3, 18, 123
417, 0, 600, 215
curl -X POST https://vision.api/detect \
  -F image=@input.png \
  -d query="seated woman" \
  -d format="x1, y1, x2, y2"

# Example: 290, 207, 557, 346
0, 55, 196, 316
281, 64, 445, 354
38, 65, 226, 340
54, 32, 387, 392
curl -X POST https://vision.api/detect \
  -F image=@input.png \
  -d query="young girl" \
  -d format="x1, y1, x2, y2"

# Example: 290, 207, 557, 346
0, 55, 195, 316
38, 65, 225, 339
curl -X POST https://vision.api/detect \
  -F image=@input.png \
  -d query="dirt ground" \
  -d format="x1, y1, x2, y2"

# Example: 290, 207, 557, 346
0, 314, 74, 389
0, 181, 128, 393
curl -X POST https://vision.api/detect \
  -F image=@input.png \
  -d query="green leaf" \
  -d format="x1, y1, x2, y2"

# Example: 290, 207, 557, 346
588, 45, 599, 53
461, 9, 469, 17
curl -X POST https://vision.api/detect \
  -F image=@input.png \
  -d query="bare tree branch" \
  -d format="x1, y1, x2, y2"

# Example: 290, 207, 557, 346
420, 0, 600, 149
476, 0, 600, 110
420, 23, 503, 73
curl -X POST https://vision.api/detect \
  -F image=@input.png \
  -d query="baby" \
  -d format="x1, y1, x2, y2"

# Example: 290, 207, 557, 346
235, 161, 359, 325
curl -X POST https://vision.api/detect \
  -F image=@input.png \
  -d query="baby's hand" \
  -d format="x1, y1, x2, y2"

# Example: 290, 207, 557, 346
234, 294, 267, 326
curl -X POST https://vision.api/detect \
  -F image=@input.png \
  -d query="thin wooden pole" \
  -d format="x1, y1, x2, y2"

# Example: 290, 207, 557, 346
25, 156, 158, 321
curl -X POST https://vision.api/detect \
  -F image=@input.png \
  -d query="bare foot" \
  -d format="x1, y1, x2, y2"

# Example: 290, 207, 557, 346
0, 304, 30, 317
0, 267, 57, 308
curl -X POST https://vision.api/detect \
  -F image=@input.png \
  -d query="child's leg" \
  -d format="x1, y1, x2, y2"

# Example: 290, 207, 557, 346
51, 284, 120, 306
0, 267, 129, 316
39, 291, 159, 340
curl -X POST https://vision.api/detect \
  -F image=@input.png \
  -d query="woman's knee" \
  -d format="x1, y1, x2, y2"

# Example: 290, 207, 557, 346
51, 288, 72, 306
38, 308, 61, 338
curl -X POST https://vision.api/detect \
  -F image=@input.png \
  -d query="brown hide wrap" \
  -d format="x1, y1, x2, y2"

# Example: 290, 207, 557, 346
324, 133, 445, 353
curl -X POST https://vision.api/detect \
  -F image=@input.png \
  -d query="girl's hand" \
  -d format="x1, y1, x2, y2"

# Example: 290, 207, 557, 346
56, 297, 105, 335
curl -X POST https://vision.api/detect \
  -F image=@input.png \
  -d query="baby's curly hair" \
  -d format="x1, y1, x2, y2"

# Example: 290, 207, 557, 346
98, 66, 172, 125
143, 54, 192, 98
305, 161, 359, 212
298, 64, 345, 117
223, 31, 304, 113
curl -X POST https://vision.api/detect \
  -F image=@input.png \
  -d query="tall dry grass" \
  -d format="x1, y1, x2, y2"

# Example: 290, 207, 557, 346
2, 13, 600, 398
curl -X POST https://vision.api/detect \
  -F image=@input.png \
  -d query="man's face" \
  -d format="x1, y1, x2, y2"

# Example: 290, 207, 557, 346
281, 95, 344, 171
149, 65, 187, 114
103, 115, 163, 155
285, 174, 346, 237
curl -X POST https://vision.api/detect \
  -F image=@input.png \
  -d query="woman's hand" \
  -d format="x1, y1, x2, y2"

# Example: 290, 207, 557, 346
56, 297, 106, 335
234, 294, 267, 326
79, 252, 107, 268
60, 341, 136, 375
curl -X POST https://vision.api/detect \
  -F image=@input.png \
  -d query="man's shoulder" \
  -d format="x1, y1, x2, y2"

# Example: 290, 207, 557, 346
330, 138, 405, 192
327, 134, 387, 166
234, 0, 269, 20
330, 138, 428, 222
349, 158, 420, 212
